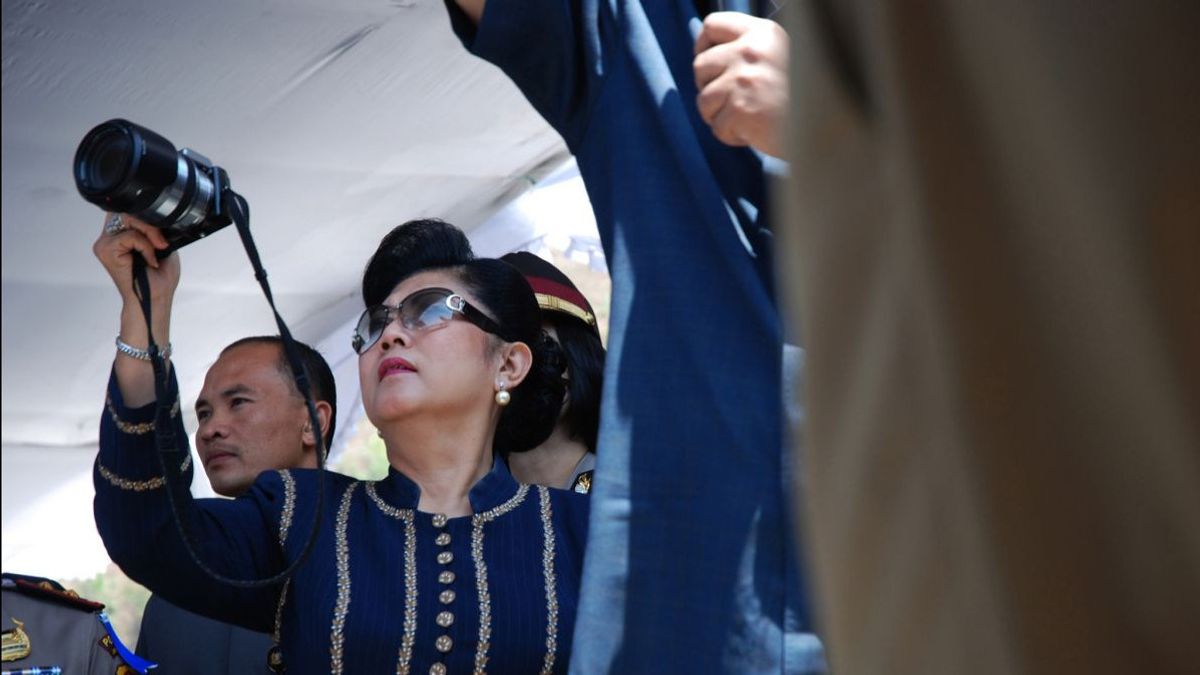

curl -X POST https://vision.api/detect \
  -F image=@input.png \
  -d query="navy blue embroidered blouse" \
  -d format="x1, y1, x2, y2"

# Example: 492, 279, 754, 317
94, 371, 589, 674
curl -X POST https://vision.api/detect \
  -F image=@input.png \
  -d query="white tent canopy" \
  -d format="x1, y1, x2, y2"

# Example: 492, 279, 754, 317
1, 0, 600, 579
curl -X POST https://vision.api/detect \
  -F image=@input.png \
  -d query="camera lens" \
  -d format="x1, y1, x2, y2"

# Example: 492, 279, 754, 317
75, 119, 235, 254
78, 126, 133, 193
74, 119, 181, 214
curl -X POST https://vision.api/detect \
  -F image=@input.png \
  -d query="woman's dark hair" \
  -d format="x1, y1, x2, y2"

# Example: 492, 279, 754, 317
545, 313, 605, 453
361, 219, 566, 455
362, 218, 476, 307
456, 259, 567, 455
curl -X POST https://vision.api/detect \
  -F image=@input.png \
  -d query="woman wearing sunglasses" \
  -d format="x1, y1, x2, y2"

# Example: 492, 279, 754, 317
96, 219, 589, 673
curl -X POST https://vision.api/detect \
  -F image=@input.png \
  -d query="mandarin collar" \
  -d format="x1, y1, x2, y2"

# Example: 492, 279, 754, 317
373, 455, 519, 514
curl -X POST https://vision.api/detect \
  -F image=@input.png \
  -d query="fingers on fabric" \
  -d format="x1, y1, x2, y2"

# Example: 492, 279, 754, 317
696, 72, 733, 126
693, 39, 742, 90
694, 11, 756, 56
697, 64, 759, 130
709, 100, 749, 147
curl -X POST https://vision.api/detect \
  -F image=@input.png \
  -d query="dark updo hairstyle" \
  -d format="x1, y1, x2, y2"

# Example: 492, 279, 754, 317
362, 218, 477, 307
361, 219, 566, 455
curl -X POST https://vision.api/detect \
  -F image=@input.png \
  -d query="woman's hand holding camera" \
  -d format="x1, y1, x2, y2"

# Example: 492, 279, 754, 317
94, 213, 180, 405
93, 212, 180, 305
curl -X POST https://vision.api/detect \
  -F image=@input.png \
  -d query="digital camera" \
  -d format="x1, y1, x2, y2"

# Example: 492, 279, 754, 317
74, 119, 233, 253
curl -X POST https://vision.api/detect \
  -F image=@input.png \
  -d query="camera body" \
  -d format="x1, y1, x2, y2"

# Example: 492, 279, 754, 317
74, 119, 234, 254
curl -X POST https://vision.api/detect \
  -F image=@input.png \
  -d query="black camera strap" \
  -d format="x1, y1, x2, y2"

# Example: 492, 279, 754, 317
131, 187, 326, 589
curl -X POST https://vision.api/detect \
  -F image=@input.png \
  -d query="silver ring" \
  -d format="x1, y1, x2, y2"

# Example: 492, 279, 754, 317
104, 213, 127, 236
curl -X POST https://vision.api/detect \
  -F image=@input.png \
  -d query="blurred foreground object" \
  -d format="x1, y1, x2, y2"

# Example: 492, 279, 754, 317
779, 2, 1199, 674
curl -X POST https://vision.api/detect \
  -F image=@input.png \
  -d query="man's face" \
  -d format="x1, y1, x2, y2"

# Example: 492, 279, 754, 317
195, 342, 315, 497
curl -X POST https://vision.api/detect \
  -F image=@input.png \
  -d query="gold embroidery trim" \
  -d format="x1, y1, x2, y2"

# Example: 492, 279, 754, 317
97, 454, 192, 492
272, 470, 298, 647
329, 481, 359, 675
471, 484, 530, 674
278, 470, 297, 546
106, 396, 180, 435
538, 486, 559, 675
364, 482, 418, 675
533, 293, 596, 326
272, 578, 290, 645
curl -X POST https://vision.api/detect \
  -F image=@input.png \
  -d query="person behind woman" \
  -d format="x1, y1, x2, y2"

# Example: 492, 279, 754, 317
500, 252, 605, 493
95, 218, 589, 673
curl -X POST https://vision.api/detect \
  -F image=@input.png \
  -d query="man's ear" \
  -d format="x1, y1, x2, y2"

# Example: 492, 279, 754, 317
496, 341, 534, 389
302, 400, 334, 450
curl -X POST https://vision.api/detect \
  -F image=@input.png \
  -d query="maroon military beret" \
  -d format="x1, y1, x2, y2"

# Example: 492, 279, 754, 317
501, 251, 600, 337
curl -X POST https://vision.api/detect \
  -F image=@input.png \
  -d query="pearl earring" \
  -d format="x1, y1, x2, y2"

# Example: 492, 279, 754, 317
495, 381, 511, 407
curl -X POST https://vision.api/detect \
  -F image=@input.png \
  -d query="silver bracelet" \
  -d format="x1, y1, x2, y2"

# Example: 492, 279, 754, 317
115, 336, 172, 361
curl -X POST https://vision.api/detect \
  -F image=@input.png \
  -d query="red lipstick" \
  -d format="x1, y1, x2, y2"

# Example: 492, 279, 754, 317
379, 357, 417, 379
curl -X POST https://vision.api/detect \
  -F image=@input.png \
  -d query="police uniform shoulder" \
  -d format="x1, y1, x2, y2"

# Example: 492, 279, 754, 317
1, 572, 104, 613
2, 572, 155, 674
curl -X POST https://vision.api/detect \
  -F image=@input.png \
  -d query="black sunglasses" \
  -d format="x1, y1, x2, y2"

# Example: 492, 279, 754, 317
352, 287, 507, 355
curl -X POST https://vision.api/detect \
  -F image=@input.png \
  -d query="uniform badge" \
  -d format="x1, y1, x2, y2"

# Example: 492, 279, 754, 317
572, 470, 593, 494
98, 633, 119, 658
1, 617, 32, 662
